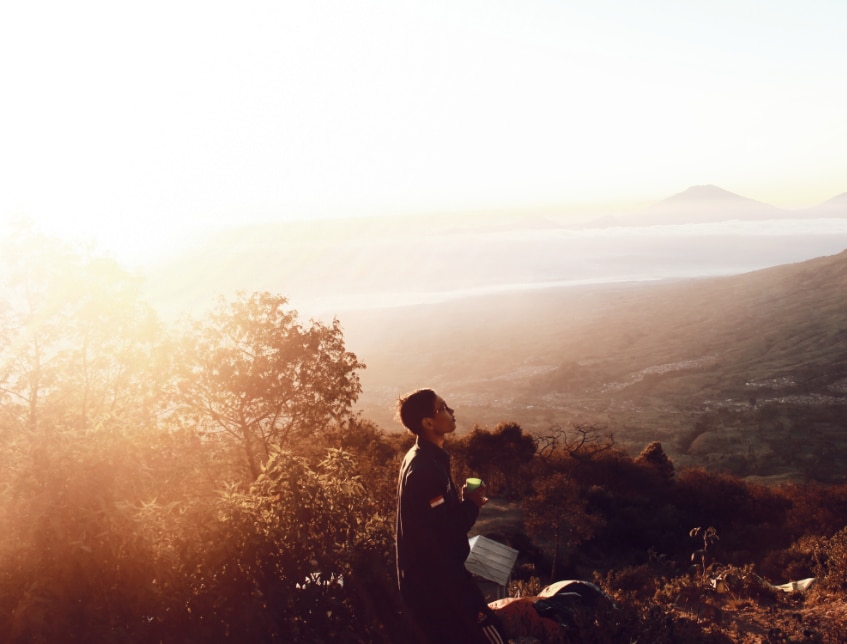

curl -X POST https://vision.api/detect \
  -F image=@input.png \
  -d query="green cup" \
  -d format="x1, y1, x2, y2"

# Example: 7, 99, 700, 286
466, 477, 483, 491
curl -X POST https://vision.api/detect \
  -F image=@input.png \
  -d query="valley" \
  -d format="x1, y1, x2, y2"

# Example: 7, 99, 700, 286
340, 250, 847, 482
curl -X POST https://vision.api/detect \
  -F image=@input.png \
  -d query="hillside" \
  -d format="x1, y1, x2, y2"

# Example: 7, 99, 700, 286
530, 248, 847, 403
342, 250, 847, 480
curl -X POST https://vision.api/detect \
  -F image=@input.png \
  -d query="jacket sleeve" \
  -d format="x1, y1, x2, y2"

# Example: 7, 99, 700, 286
457, 494, 480, 533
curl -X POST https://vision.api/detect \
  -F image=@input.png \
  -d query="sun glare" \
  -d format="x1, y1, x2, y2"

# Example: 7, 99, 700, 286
1, 0, 845, 268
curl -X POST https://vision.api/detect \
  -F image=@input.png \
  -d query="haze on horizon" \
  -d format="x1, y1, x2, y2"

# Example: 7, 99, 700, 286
1, 0, 845, 267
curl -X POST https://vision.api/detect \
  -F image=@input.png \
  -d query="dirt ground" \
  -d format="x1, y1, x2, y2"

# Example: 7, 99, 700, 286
471, 497, 524, 539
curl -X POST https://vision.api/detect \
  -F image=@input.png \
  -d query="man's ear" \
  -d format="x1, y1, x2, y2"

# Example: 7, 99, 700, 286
421, 417, 434, 432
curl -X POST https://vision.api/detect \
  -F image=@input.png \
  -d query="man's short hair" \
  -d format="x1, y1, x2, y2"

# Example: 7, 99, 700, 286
398, 388, 437, 435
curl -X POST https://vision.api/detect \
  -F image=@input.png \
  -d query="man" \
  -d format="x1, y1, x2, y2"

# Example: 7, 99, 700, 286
395, 388, 506, 644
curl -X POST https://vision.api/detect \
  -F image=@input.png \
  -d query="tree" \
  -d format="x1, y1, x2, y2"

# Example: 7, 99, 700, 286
317, 415, 402, 516
0, 226, 165, 434
464, 421, 535, 497
173, 292, 364, 479
535, 423, 615, 463
0, 227, 78, 433
51, 257, 165, 431
635, 440, 675, 483
522, 471, 604, 581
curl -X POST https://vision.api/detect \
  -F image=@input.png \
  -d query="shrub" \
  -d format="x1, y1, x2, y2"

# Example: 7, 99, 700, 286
758, 541, 816, 583
0, 429, 166, 643
161, 447, 395, 642
812, 526, 847, 593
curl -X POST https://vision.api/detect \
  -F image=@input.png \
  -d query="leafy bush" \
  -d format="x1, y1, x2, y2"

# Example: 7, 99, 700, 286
758, 539, 816, 583
812, 526, 847, 593
159, 447, 395, 643
0, 429, 165, 643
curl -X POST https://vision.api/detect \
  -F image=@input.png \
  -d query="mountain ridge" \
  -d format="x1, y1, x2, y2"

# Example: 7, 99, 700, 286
613, 184, 782, 226
580, 185, 845, 228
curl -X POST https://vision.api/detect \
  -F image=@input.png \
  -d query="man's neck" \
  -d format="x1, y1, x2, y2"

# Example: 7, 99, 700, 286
420, 431, 446, 449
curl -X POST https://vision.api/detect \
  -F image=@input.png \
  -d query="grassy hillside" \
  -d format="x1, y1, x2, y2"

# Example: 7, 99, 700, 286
342, 250, 847, 480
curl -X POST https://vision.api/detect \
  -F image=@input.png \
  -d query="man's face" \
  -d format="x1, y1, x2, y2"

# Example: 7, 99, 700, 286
427, 395, 456, 436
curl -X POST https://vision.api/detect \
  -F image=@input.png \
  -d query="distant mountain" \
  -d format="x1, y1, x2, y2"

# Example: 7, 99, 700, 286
808, 192, 847, 217
584, 185, 847, 228
633, 184, 785, 225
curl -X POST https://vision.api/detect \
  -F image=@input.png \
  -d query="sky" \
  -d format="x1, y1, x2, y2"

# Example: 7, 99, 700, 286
1, 0, 845, 266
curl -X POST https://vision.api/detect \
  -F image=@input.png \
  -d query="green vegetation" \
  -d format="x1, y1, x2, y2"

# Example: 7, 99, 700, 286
2, 230, 846, 642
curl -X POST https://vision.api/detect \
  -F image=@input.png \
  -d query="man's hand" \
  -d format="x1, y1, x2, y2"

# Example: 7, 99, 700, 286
463, 483, 489, 508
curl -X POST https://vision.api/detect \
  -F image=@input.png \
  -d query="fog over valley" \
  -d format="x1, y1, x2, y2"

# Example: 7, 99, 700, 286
144, 185, 847, 319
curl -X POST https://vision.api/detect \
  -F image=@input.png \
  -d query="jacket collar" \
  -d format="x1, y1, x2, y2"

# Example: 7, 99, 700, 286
416, 435, 450, 463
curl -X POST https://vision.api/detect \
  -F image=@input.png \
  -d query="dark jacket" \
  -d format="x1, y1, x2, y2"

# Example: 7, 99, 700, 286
395, 436, 480, 599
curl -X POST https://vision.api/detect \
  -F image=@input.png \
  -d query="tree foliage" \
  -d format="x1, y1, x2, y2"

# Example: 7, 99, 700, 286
0, 231, 389, 642
0, 427, 167, 642
160, 447, 394, 642
522, 471, 604, 581
172, 291, 364, 478
635, 440, 675, 483
461, 421, 535, 497
0, 226, 165, 434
